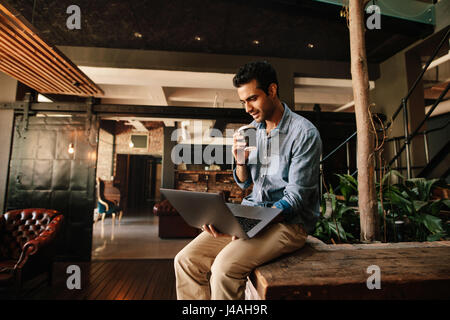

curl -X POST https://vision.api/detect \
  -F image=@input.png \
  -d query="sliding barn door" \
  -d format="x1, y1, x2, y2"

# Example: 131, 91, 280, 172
6, 115, 98, 261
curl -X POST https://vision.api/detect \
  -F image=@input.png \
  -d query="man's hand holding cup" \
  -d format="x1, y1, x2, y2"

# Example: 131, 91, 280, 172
232, 125, 256, 165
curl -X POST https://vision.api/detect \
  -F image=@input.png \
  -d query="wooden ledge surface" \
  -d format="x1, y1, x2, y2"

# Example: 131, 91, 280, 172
249, 238, 450, 300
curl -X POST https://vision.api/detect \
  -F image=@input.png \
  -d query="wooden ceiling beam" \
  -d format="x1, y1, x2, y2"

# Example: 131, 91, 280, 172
0, 27, 75, 94
0, 21, 85, 94
0, 14, 91, 95
0, 3, 103, 97
0, 6, 91, 88
0, 55, 54, 93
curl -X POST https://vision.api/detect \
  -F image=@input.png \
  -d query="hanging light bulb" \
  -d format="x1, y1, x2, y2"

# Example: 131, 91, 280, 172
129, 141, 134, 148
68, 143, 75, 154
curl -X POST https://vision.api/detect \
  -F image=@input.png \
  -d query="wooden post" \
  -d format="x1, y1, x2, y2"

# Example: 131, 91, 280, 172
349, 0, 379, 242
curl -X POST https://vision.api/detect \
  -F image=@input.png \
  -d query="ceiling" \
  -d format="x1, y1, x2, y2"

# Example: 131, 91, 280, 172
5, 0, 442, 123
74, 66, 375, 112
11, 0, 433, 63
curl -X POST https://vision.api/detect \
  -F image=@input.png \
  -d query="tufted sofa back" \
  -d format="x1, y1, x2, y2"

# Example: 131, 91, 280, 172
0, 208, 61, 260
153, 199, 178, 217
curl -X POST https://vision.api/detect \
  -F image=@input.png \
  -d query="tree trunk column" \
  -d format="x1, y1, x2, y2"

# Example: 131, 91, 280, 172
349, 0, 379, 242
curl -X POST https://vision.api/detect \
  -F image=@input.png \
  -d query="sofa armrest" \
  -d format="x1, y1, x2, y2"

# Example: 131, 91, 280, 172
14, 214, 64, 270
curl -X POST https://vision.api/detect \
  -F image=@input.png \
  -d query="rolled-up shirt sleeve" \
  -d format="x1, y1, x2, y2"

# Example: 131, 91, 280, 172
233, 166, 253, 190
274, 128, 322, 220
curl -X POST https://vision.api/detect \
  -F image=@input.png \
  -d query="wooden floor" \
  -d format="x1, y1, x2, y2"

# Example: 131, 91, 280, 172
9, 260, 176, 300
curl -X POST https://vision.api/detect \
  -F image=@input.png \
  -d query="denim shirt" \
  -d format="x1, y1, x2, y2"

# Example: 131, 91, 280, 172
233, 103, 322, 234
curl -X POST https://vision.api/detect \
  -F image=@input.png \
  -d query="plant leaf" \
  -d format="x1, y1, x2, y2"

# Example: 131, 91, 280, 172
381, 170, 404, 186
442, 199, 450, 209
420, 214, 444, 234
406, 178, 439, 201
413, 200, 428, 213
430, 200, 443, 216
427, 232, 445, 242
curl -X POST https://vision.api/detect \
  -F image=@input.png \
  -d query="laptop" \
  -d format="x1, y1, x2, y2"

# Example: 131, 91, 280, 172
160, 188, 282, 240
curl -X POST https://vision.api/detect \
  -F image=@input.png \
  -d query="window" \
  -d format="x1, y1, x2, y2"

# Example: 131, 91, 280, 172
130, 134, 148, 150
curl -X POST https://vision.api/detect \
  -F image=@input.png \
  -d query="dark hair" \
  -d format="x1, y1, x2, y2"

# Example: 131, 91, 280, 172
232, 61, 279, 97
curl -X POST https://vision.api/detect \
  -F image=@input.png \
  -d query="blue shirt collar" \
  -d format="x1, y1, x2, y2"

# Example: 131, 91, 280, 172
255, 102, 291, 134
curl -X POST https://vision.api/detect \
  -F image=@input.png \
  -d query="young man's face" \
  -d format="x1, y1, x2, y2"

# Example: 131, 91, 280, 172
237, 79, 277, 123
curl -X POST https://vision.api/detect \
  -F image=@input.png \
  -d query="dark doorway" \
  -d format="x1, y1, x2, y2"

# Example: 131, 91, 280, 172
115, 154, 162, 213
128, 155, 162, 210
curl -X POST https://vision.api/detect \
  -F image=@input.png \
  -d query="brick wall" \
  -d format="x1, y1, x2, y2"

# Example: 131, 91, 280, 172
96, 121, 165, 180
97, 127, 114, 181
115, 121, 164, 156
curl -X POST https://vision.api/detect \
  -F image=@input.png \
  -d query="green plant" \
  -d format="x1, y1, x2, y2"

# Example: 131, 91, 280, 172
335, 174, 358, 205
314, 191, 360, 244
317, 170, 450, 243
378, 173, 450, 242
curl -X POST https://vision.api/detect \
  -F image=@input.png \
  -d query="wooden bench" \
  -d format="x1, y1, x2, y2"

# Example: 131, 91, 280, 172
245, 237, 450, 300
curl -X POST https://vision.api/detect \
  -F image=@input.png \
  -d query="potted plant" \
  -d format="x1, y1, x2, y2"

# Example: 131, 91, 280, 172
316, 170, 450, 243
314, 186, 360, 244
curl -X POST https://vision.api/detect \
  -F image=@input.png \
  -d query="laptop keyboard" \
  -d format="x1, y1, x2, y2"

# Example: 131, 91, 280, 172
235, 216, 262, 233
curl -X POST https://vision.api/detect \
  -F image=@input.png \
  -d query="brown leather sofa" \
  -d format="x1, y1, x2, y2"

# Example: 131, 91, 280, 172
0, 208, 64, 293
153, 200, 200, 238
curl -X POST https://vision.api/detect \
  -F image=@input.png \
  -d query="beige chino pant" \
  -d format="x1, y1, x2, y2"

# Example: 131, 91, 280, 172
174, 222, 308, 300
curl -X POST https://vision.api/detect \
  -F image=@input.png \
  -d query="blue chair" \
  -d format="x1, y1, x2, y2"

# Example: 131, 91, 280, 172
96, 177, 123, 223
